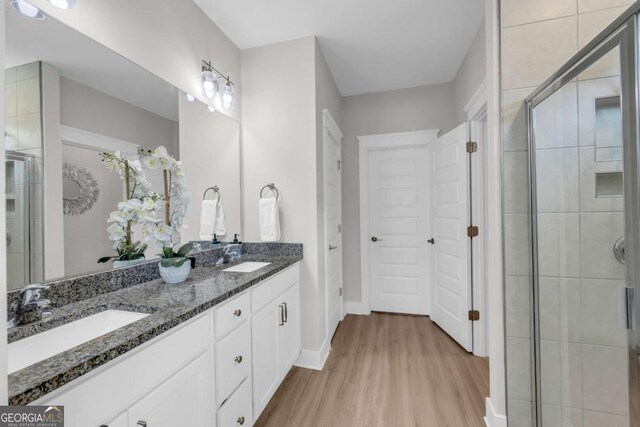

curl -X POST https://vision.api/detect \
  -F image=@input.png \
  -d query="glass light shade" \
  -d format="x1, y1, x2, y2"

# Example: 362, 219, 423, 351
10, 0, 45, 19
201, 70, 217, 98
48, 0, 76, 9
221, 82, 234, 109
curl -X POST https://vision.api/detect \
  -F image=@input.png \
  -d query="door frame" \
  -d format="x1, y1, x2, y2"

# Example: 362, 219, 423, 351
323, 110, 344, 339
357, 129, 440, 315
467, 82, 490, 357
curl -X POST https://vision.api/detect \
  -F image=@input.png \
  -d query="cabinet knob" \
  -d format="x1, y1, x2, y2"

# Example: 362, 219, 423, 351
237, 416, 245, 425
233, 309, 242, 317
235, 355, 243, 364
137, 422, 147, 427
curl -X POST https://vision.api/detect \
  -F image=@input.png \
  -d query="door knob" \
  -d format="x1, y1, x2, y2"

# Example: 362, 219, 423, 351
371, 236, 383, 242
428, 238, 435, 245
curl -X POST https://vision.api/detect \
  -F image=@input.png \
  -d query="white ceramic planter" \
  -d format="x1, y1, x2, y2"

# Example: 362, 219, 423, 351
158, 260, 191, 284
113, 258, 146, 269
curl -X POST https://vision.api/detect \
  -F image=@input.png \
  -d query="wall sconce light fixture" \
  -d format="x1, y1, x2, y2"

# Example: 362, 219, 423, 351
201, 60, 235, 110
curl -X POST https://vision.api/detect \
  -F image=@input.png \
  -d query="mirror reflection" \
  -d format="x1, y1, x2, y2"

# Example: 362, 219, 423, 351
5, 11, 241, 290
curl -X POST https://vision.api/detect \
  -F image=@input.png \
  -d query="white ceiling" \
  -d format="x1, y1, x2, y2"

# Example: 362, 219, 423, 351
194, 0, 484, 96
5, 5, 179, 121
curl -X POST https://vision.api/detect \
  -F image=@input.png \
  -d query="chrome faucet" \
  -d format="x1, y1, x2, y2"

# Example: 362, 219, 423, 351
7, 284, 52, 328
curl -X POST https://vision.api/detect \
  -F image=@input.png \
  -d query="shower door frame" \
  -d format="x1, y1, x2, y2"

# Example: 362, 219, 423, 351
525, 4, 640, 426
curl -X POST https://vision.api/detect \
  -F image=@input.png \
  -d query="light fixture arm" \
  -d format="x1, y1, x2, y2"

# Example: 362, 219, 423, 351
201, 60, 235, 86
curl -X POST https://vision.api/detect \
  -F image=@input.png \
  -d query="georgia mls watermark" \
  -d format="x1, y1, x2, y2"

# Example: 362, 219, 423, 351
0, 406, 64, 427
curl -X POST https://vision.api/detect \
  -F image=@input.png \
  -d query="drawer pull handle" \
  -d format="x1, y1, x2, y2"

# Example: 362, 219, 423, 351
237, 416, 245, 425
137, 422, 147, 427
279, 305, 284, 326
283, 302, 288, 323
233, 309, 242, 317
235, 355, 243, 364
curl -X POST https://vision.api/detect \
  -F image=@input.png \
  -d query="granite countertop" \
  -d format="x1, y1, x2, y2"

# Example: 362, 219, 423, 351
8, 253, 302, 405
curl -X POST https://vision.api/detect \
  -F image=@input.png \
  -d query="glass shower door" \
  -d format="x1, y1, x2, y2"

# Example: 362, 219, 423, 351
527, 14, 640, 426
6, 151, 32, 289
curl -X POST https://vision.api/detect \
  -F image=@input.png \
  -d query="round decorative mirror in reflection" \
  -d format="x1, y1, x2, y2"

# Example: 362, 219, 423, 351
62, 162, 99, 215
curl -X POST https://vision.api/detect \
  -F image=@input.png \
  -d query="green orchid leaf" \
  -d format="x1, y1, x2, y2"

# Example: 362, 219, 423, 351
160, 257, 188, 268
176, 242, 196, 258
97, 256, 113, 263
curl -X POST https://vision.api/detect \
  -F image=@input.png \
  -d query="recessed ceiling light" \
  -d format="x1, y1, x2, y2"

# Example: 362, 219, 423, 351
184, 93, 196, 102
10, 0, 45, 20
48, 0, 76, 9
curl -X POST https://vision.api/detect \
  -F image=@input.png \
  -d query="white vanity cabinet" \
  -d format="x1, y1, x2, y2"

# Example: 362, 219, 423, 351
251, 265, 301, 420
127, 351, 214, 427
30, 262, 300, 427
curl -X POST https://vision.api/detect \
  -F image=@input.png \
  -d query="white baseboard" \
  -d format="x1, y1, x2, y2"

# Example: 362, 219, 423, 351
344, 301, 370, 315
484, 398, 507, 427
294, 337, 331, 371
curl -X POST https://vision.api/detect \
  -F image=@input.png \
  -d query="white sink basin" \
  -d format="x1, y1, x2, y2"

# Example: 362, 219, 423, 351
8, 309, 149, 374
223, 262, 271, 273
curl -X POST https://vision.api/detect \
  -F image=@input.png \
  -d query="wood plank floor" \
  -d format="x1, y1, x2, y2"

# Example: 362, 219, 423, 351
255, 312, 489, 427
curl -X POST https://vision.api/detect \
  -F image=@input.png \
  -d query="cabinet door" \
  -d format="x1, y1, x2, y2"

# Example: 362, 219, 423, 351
251, 300, 282, 419
128, 351, 214, 427
278, 284, 301, 376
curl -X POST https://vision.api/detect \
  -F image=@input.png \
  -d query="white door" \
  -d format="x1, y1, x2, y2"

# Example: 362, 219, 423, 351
429, 123, 473, 352
325, 122, 343, 338
127, 351, 214, 427
368, 146, 430, 314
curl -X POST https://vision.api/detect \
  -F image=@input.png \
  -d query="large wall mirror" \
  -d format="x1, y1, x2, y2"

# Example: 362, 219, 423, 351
5, 9, 242, 290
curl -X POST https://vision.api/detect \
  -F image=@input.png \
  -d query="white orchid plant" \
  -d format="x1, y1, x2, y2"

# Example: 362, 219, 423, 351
98, 147, 192, 266
139, 146, 193, 267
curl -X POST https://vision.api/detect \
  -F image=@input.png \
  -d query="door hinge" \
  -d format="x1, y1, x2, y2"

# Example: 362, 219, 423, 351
468, 310, 480, 321
467, 225, 479, 238
338, 224, 342, 233
466, 141, 478, 153
339, 288, 343, 297
337, 160, 341, 170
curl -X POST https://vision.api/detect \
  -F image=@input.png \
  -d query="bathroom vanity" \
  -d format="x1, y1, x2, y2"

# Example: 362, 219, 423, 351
7, 245, 302, 427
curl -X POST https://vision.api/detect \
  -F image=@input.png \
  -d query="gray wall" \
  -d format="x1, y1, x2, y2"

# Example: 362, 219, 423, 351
241, 37, 324, 352
453, 23, 487, 123
60, 77, 179, 155
340, 82, 457, 303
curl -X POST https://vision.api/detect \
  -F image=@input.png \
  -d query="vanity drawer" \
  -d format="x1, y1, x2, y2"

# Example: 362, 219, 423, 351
217, 378, 253, 427
251, 264, 299, 313
215, 321, 252, 406
215, 292, 250, 338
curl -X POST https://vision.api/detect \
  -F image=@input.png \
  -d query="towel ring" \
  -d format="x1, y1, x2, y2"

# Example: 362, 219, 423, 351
203, 186, 221, 202
260, 183, 279, 200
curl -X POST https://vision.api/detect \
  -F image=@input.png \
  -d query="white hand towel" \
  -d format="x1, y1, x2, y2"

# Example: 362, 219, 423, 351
259, 197, 281, 242
214, 201, 226, 236
199, 199, 218, 240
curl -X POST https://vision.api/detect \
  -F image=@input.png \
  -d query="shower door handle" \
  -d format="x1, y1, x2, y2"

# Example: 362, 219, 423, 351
619, 287, 634, 330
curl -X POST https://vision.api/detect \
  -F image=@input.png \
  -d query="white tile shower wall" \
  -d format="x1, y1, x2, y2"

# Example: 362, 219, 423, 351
501, 0, 634, 424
